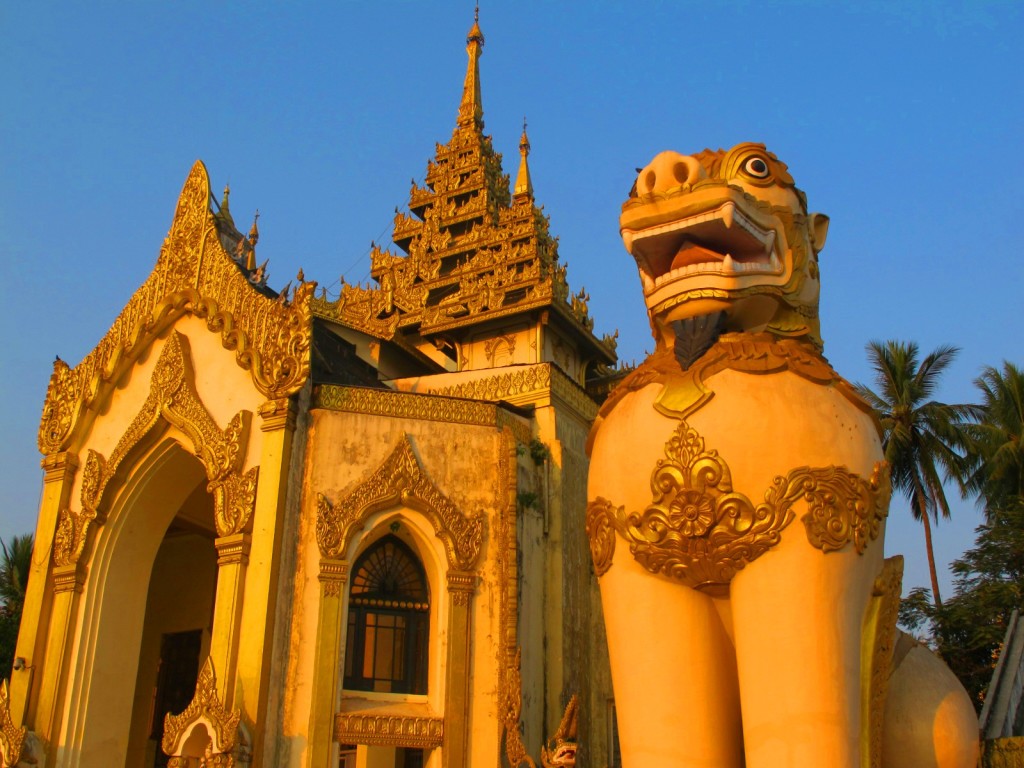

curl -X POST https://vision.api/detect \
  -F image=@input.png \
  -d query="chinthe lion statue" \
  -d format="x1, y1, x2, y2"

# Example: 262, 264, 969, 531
586, 143, 979, 767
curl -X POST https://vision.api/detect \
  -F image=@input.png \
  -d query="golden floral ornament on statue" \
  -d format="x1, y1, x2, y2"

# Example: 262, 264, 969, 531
586, 420, 890, 591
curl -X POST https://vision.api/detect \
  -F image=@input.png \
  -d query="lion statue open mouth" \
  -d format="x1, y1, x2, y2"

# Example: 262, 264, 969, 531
621, 142, 830, 351
587, 142, 980, 768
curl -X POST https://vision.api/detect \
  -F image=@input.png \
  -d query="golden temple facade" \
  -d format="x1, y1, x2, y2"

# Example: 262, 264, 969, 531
2, 13, 617, 768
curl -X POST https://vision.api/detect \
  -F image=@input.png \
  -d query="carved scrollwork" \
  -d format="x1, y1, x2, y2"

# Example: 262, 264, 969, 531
53, 332, 259, 567
316, 434, 484, 570
39, 160, 314, 455
586, 421, 890, 590
0, 681, 26, 768
589, 334, 877, 453
162, 657, 241, 763
334, 713, 443, 750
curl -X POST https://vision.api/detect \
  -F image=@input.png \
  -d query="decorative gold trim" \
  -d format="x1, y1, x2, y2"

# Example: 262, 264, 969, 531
53, 332, 259, 566
492, 428, 538, 768
257, 397, 296, 432
316, 434, 484, 570
501, 649, 537, 768
39, 160, 315, 455
586, 421, 889, 591
162, 657, 241, 761
52, 562, 86, 594
40, 451, 78, 483
215, 533, 251, 567
861, 556, 903, 768
0, 681, 26, 768
589, 334, 878, 453
334, 713, 443, 749
428, 363, 598, 421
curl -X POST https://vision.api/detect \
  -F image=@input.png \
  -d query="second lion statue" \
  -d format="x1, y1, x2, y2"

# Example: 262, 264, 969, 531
586, 143, 979, 767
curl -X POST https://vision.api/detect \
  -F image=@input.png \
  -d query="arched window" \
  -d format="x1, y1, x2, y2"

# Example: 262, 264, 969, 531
344, 535, 430, 694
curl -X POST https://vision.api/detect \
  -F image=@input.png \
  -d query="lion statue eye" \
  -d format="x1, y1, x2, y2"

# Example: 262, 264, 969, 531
742, 157, 771, 179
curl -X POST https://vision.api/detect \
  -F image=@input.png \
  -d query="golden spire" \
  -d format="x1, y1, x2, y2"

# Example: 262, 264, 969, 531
245, 210, 260, 271
514, 117, 533, 199
458, 6, 485, 129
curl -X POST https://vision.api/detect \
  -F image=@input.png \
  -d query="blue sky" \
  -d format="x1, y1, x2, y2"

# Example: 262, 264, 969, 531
1, 2, 1021, 601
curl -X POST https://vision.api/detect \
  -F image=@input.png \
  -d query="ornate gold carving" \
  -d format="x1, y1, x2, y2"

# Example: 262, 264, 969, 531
162, 657, 241, 763
334, 713, 443, 749
52, 562, 86, 594
0, 681, 26, 768
802, 462, 891, 554
53, 332, 259, 567
309, 17, 613, 366
39, 160, 315, 455
501, 648, 537, 768
586, 421, 890, 590
447, 569, 477, 606
316, 434, 484, 570
319, 560, 348, 598
492, 427, 538, 768
215, 533, 251, 567
40, 451, 78, 483
589, 334, 877, 452
315, 384, 488, 424
257, 397, 295, 432
861, 556, 903, 768
428, 363, 598, 421
584, 498, 619, 578
484, 334, 517, 365
541, 695, 579, 768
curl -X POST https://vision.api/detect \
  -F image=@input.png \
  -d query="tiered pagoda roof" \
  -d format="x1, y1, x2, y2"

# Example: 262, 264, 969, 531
312, 12, 616, 368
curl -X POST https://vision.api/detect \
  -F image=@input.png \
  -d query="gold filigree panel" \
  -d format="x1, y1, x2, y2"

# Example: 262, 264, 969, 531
0, 681, 25, 768
590, 333, 877, 453
428, 363, 598, 421
334, 713, 443, 750
162, 657, 240, 761
54, 332, 258, 567
316, 434, 484, 570
863, 556, 903, 768
586, 421, 890, 591
39, 160, 314, 455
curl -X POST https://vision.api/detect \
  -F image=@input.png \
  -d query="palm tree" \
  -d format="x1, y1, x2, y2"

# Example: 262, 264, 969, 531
0, 533, 33, 615
958, 362, 1024, 512
855, 341, 977, 608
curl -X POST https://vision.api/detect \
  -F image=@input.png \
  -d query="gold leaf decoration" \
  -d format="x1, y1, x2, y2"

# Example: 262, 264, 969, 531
315, 434, 484, 570
53, 332, 258, 567
162, 657, 240, 761
39, 160, 314, 455
0, 681, 26, 768
587, 420, 890, 590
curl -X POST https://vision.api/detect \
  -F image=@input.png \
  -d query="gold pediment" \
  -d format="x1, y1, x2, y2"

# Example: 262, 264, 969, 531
316, 433, 484, 570
39, 161, 316, 456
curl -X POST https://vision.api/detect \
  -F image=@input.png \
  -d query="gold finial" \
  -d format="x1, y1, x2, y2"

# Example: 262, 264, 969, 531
514, 117, 533, 199
458, 6, 485, 129
245, 210, 260, 271
221, 184, 231, 209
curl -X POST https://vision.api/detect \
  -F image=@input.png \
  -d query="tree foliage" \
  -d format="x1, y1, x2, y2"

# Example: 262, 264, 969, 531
899, 496, 1024, 710
1, 532, 33, 681
855, 340, 977, 606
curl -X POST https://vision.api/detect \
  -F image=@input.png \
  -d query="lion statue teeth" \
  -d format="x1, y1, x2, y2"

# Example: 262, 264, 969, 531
587, 143, 980, 768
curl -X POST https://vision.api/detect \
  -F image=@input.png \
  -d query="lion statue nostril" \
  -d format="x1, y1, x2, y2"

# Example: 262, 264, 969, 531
643, 169, 657, 194
673, 161, 690, 185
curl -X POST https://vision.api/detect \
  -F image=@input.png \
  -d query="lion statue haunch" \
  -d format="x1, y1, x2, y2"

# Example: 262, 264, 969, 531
586, 143, 979, 767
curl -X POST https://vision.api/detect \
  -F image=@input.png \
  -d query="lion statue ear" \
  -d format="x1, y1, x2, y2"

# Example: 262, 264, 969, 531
810, 213, 830, 255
